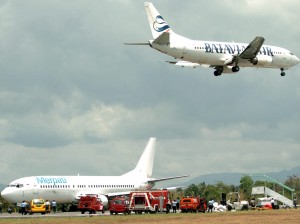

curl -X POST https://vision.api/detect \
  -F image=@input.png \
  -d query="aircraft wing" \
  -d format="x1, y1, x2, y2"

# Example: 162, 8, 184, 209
147, 175, 189, 183
239, 36, 265, 59
167, 60, 200, 68
107, 191, 131, 197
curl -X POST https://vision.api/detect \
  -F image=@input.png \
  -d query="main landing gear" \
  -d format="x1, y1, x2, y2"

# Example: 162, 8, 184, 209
232, 66, 240, 72
214, 70, 222, 76
213, 66, 240, 76
280, 68, 285, 76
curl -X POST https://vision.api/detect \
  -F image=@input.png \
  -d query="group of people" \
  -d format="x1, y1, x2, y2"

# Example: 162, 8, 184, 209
45, 200, 57, 213
171, 198, 180, 213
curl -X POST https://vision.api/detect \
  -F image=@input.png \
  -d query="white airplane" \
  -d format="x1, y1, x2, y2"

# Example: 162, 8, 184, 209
1, 138, 187, 205
127, 2, 299, 76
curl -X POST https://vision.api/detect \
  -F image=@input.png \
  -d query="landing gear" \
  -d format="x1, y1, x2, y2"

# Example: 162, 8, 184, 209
232, 66, 240, 73
280, 68, 285, 76
214, 70, 222, 76
214, 66, 223, 76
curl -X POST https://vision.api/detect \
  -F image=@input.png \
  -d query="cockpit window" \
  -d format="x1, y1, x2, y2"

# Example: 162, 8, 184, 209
10, 183, 24, 188
290, 52, 294, 56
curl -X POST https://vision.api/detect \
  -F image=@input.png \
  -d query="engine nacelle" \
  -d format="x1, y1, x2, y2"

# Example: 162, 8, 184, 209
98, 195, 108, 206
251, 55, 272, 66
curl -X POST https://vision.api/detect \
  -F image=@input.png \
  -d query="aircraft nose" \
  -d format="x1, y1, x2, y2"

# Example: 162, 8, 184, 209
1, 187, 13, 201
295, 55, 300, 65
1, 188, 9, 198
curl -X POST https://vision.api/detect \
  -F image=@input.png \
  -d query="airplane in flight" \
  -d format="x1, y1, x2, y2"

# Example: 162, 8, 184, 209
126, 2, 299, 76
1, 138, 187, 205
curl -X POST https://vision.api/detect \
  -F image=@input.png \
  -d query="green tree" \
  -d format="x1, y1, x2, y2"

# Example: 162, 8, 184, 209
239, 176, 254, 199
284, 175, 300, 198
184, 184, 199, 197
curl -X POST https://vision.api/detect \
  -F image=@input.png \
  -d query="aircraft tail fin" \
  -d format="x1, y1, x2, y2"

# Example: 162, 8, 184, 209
122, 138, 156, 179
144, 2, 171, 39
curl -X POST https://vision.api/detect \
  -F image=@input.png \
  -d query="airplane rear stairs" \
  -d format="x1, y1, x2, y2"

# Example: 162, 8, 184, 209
250, 174, 295, 207
252, 186, 293, 207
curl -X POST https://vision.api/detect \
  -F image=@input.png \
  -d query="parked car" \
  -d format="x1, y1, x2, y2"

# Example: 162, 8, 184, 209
29, 199, 46, 214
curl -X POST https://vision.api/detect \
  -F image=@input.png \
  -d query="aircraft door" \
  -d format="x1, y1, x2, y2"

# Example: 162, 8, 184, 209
33, 184, 38, 194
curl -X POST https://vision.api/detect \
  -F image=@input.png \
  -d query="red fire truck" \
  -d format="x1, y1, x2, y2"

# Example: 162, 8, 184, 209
78, 194, 105, 214
129, 190, 171, 214
180, 196, 207, 213
108, 196, 130, 215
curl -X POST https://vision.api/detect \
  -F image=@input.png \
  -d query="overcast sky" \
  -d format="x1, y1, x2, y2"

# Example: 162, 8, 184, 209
0, 0, 299, 185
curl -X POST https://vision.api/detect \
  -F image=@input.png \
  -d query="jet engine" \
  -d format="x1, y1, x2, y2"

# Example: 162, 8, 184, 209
251, 55, 272, 66
98, 195, 108, 206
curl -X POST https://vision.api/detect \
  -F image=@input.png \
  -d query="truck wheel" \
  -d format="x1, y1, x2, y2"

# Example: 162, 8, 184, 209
110, 211, 113, 215
81, 211, 85, 214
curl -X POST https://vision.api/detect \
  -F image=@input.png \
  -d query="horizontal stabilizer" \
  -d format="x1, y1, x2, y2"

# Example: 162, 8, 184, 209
124, 42, 149, 45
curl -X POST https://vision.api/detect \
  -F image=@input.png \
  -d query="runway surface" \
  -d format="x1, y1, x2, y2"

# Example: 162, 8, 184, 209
0, 211, 111, 219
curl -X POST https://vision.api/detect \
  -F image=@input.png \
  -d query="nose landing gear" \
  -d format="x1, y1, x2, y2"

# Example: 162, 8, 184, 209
280, 68, 285, 76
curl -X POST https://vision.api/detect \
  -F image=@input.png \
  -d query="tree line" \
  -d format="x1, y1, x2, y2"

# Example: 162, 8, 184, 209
172, 175, 300, 202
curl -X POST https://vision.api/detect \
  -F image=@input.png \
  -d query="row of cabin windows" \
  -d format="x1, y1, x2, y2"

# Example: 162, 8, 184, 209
40, 184, 134, 189
194, 46, 285, 55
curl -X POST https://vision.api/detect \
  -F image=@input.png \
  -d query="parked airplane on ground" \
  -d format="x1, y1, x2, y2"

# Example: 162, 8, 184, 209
126, 2, 299, 76
1, 138, 187, 205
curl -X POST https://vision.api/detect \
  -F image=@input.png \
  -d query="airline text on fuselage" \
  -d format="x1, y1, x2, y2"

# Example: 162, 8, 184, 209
203, 43, 274, 56
36, 177, 67, 184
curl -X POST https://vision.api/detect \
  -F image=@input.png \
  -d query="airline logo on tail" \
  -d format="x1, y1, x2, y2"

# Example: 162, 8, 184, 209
153, 15, 170, 32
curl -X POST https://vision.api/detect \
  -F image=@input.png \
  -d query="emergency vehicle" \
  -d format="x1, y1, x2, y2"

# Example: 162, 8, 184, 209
77, 194, 105, 214
180, 197, 207, 213
108, 196, 130, 215
129, 190, 171, 214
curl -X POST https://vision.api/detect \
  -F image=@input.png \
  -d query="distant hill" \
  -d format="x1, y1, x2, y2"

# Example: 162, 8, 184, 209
182, 166, 300, 186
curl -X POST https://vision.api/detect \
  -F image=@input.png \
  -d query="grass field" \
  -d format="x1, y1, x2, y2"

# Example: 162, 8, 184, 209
1, 209, 300, 224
